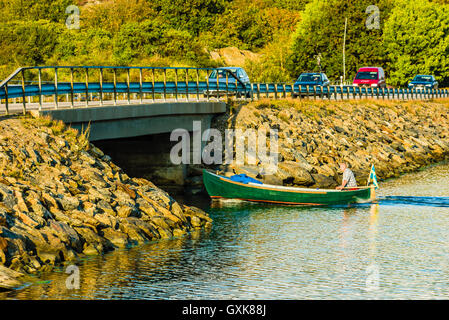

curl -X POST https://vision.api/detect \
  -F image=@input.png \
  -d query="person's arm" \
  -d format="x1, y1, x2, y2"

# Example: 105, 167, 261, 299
336, 179, 348, 190
336, 171, 349, 190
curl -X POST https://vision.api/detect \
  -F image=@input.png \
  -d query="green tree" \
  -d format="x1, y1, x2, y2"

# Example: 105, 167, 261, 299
207, 0, 299, 50
264, 0, 311, 11
113, 19, 166, 64
113, 19, 211, 66
383, 0, 449, 86
0, 20, 62, 73
245, 32, 294, 82
51, 27, 115, 66
0, 0, 73, 23
150, 0, 227, 36
82, 0, 154, 33
288, 0, 394, 82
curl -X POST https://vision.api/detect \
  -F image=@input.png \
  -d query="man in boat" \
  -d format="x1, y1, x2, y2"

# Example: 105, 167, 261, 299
336, 162, 357, 190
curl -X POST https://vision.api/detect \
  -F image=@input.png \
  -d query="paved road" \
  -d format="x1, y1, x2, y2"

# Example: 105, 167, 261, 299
0, 97, 224, 115
1, 92, 447, 115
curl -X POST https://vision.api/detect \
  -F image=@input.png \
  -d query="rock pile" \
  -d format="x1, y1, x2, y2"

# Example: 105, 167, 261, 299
213, 99, 449, 187
209, 46, 260, 67
0, 116, 211, 290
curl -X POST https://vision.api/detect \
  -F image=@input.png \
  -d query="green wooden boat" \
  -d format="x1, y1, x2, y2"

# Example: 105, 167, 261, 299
203, 170, 375, 206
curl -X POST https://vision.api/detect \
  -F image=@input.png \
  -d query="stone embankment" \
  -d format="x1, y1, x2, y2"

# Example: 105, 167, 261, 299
213, 99, 449, 188
0, 116, 211, 290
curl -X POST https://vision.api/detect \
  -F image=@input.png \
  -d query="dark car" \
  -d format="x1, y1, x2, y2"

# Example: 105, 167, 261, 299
205, 67, 251, 97
408, 75, 438, 90
293, 72, 330, 97
208, 67, 250, 85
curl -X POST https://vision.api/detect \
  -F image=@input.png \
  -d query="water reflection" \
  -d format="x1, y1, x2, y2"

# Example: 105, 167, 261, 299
366, 204, 380, 292
2, 231, 211, 300
368, 204, 379, 265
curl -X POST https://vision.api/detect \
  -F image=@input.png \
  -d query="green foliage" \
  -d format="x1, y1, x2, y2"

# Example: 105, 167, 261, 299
245, 33, 294, 82
151, 0, 227, 36
0, 0, 223, 78
1, 0, 449, 88
51, 27, 114, 66
264, 0, 310, 10
288, 0, 394, 82
0, 0, 73, 23
82, 0, 155, 33
0, 20, 62, 69
206, 0, 299, 50
383, 0, 449, 86
113, 19, 166, 64
204, 1, 269, 50
113, 19, 211, 66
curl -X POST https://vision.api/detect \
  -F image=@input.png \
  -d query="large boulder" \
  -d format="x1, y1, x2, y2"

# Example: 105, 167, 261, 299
312, 174, 338, 189
101, 228, 130, 248
277, 161, 315, 186
262, 174, 283, 186
233, 165, 261, 179
0, 265, 24, 291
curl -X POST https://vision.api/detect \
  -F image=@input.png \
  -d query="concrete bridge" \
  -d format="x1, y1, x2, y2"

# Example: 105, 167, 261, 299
0, 66, 234, 144
2, 64, 448, 143
31, 101, 226, 141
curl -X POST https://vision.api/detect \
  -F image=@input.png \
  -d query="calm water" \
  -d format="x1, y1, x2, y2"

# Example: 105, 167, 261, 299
2, 163, 449, 300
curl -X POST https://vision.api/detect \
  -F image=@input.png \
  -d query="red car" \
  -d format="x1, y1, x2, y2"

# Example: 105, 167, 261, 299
353, 67, 386, 88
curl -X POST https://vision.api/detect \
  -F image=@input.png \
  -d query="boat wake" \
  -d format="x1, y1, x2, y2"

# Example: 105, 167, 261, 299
209, 194, 449, 209
377, 196, 449, 208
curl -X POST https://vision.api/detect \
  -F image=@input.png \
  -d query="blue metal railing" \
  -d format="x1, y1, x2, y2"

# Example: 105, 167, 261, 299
0, 66, 251, 114
1, 66, 448, 115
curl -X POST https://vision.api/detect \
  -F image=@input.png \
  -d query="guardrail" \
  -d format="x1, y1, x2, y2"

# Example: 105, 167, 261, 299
1, 66, 448, 115
0, 66, 251, 115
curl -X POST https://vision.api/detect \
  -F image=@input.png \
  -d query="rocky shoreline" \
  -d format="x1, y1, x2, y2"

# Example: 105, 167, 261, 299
0, 116, 211, 291
3, 98, 448, 291
211, 98, 449, 188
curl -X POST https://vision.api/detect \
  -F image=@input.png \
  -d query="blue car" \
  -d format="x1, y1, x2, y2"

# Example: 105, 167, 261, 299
205, 67, 251, 98
408, 75, 438, 90
293, 72, 330, 97
208, 67, 250, 85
